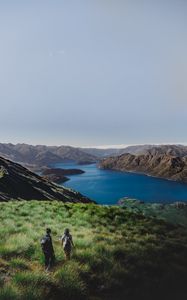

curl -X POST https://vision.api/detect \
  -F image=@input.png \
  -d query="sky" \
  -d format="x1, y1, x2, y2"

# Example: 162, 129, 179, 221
0, 0, 187, 147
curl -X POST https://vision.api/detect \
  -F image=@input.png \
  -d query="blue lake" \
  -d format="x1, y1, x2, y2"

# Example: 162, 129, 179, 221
53, 162, 187, 205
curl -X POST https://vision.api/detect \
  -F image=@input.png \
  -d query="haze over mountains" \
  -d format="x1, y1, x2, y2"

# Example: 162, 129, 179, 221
80, 145, 157, 157
100, 146, 187, 183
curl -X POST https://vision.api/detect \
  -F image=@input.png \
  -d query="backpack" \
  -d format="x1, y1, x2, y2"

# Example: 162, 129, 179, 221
40, 237, 48, 252
63, 235, 71, 250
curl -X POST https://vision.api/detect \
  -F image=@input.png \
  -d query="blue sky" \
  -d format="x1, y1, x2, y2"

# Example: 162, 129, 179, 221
0, 0, 187, 147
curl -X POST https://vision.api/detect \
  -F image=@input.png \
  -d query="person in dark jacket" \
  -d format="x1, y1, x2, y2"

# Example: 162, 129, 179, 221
41, 228, 55, 271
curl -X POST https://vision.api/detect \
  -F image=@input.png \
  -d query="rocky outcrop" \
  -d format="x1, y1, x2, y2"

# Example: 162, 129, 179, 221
42, 168, 85, 176
100, 151, 187, 183
42, 174, 69, 184
0, 156, 93, 203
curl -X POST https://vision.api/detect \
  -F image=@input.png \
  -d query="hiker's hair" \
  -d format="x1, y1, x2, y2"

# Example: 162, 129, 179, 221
46, 228, 51, 234
64, 228, 70, 235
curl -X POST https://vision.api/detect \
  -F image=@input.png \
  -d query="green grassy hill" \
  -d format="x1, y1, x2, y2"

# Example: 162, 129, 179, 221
0, 201, 187, 300
120, 198, 187, 227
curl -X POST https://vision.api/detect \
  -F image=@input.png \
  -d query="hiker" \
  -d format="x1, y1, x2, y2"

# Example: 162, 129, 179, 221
61, 228, 74, 260
41, 228, 55, 271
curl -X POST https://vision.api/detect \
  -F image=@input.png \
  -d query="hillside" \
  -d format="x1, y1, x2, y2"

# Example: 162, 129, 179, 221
119, 198, 187, 227
100, 149, 187, 183
0, 201, 187, 300
144, 145, 187, 157
0, 143, 97, 167
0, 157, 92, 203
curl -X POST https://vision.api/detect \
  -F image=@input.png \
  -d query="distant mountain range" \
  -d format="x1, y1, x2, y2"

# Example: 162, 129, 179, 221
81, 144, 187, 157
1, 143, 187, 168
80, 145, 155, 157
100, 145, 187, 183
0, 156, 92, 202
1, 143, 187, 183
0, 143, 97, 168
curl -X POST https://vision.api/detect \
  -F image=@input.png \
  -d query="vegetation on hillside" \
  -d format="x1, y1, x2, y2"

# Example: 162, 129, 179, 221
120, 198, 187, 227
0, 201, 187, 300
0, 156, 92, 202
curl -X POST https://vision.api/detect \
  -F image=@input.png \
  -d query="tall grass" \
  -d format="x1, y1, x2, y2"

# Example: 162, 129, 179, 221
0, 200, 187, 300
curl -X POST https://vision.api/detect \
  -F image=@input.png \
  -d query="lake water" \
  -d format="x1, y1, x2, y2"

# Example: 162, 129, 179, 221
52, 162, 187, 205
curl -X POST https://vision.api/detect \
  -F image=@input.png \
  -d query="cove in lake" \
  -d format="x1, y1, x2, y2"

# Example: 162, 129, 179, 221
52, 162, 187, 205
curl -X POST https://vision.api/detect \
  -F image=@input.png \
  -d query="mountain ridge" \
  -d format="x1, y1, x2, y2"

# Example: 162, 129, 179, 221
81, 144, 187, 157
0, 156, 93, 203
100, 147, 187, 183
0, 143, 97, 168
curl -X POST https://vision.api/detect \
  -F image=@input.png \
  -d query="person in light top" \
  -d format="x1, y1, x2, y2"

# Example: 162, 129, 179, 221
61, 228, 74, 260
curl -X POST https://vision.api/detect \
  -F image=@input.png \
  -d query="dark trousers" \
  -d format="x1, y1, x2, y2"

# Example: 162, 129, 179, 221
44, 253, 52, 269
64, 249, 71, 260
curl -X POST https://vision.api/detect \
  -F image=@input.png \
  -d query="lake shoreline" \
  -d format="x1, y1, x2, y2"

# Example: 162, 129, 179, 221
99, 165, 187, 186
52, 162, 187, 205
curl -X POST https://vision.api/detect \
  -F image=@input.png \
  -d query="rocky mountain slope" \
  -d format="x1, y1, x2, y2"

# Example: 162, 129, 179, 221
0, 143, 97, 167
100, 147, 187, 183
0, 156, 92, 202
143, 145, 187, 157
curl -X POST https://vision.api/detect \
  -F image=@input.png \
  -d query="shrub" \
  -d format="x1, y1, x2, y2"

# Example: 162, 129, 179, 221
10, 258, 29, 270
13, 271, 50, 288
0, 285, 19, 300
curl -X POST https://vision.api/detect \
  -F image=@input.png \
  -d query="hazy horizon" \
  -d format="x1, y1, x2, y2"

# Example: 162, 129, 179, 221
0, 1, 187, 146
1, 141, 187, 149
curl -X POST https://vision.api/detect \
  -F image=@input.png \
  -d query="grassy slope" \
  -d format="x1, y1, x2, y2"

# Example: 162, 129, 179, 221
120, 199, 187, 227
0, 201, 187, 300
